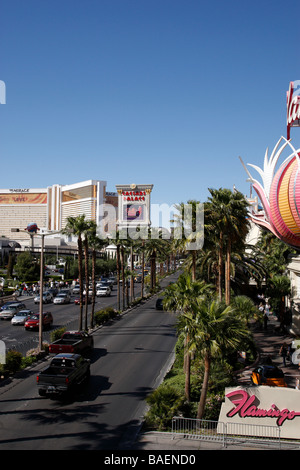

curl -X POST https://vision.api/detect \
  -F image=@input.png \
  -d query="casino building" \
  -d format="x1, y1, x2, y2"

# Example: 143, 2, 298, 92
0, 179, 118, 246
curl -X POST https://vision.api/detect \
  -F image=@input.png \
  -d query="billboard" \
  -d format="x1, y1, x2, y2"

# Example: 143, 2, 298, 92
116, 183, 153, 229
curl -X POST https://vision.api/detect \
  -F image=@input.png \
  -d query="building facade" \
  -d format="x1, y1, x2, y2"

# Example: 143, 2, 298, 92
0, 180, 117, 244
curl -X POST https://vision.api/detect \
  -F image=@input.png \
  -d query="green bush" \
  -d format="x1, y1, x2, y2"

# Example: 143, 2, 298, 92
50, 327, 66, 342
4, 350, 23, 374
94, 307, 118, 325
145, 385, 184, 431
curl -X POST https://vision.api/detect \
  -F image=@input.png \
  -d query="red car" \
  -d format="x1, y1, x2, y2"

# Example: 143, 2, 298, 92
74, 296, 91, 305
25, 312, 53, 330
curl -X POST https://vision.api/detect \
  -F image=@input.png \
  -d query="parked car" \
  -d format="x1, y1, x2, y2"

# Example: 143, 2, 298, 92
251, 365, 287, 387
96, 286, 111, 297
34, 292, 53, 304
25, 312, 53, 330
53, 293, 71, 304
11, 309, 34, 325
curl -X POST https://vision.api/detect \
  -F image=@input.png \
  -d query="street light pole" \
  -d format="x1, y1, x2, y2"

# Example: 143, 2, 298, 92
11, 227, 60, 353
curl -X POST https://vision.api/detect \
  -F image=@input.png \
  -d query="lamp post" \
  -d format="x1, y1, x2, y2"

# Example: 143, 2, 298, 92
11, 226, 60, 352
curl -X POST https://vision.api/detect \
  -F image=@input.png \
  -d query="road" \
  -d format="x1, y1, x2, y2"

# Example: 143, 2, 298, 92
0, 273, 178, 450
0, 283, 143, 352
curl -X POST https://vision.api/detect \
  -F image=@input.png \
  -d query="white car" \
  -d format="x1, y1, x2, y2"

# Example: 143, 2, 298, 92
53, 293, 71, 304
11, 309, 33, 325
34, 292, 53, 304
72, 284, 80, 294
96, 286, 111, 297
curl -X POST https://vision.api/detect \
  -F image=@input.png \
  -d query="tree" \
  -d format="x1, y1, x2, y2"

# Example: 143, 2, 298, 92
14, 252, 40, 282
163, 273, 214, 401
178, 297, 249, 419
172, 200, 203, 281
62, 215, 88, 330
206, 188, 250, 304
144, 229, 167, 291
88, 226, 108, 328
266, 275, 291, 325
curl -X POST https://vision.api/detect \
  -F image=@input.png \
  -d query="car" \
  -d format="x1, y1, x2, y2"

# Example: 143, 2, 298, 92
53, 293, 71, 304
11, 309, 34, 325
96, 286, 111, 297
0, 306, 21, 320
47, 288, 59, 297
72, 284, 80, 294
25, 312, 53, 330
250, 365, 287, 387
83, 288, 93, 296
74, 296, 91, 305
34, 292, 53, 304
0, 301, 26, 311
156, 298, 164, 310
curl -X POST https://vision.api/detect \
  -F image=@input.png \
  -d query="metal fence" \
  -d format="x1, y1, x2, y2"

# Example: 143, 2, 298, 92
172, 416, 283, 449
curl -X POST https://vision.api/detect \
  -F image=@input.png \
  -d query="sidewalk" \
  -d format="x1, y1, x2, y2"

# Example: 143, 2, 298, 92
132, 315, 298, 450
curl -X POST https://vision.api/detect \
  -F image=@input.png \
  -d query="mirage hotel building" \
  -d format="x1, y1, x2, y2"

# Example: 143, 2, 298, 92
0, 179, 116, 243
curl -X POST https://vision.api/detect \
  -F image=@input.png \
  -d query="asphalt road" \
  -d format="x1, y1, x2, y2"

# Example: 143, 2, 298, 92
0, 274, 178, 450
0, 283, 144, 351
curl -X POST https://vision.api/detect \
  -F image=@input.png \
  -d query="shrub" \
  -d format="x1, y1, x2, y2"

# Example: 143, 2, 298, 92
50, 327, 66, 342
145, 385, 184, 431
94, 307, 117, 325
4, 350, 23, 374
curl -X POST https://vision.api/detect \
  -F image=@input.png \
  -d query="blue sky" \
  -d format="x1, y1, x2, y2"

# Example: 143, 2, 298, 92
1, 0, 300, 206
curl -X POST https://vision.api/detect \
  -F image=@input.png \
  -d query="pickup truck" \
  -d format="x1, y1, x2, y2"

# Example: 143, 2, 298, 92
49, 331, 94, 354
36, 353, 91, 396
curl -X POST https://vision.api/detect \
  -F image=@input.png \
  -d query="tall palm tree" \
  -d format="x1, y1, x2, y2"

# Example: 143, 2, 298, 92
172, 200, 202, 281
178, 297, 249, 419
207, 188, 250, 304
83, 219, 95, 330
144, 229, 167, 291
87, 222, 108, 328
163, 274, 214, 401
62, 215, 87, 330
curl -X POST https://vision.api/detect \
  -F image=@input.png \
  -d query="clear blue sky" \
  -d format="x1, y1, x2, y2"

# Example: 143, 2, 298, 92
1, 0, 300, 206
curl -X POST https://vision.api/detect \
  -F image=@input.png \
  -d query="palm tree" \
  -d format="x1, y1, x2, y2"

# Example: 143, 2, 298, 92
144, 229, 167, 291
206, 188, 250, 304
231, 295, 257, 326
163, 274, 214, 401
266, 274, 291, 325
172, 200, 202, 281
87, 223, 108, 328
62, 215, 87, 330
178, 297, 249, 419
83, 219, 95, 330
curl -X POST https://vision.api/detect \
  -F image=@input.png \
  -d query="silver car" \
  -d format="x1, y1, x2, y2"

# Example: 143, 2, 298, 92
34, 292, 53, 304
0, 306, 20, 320
53, 293, 71, 304
11, 309, 34, 325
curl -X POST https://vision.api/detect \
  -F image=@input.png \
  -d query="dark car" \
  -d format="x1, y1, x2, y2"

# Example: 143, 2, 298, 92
25, 312, 53, 331
251, 364, 287, 387
156, 298, 164, 310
